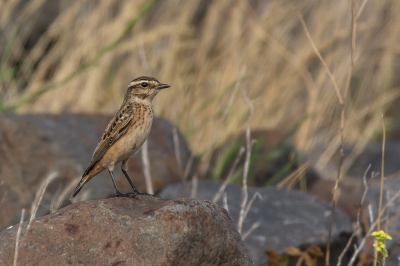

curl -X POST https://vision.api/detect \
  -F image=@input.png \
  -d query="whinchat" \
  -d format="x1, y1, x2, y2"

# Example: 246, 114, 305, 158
70, 76, 170, 199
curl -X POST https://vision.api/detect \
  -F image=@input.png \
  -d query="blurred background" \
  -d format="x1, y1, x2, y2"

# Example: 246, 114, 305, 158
2, 0, 399, 161
0, 0, 400, 164
1, 0, 400, 264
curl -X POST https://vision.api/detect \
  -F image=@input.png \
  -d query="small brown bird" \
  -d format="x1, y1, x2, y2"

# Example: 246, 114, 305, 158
70, 76, 170, 199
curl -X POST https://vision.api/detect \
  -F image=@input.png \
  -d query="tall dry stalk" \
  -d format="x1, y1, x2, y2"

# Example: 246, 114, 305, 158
373, 115, 386, 266
377, 115, 386, 231
213, 147, 245, 203
13, 209, 25, 266
336, 165, 376, 266
348, 188, 400, 265
141, 140, 154, 194
237, 88, 254, 235
172, 127, 183, 177
28, 171, 58, 230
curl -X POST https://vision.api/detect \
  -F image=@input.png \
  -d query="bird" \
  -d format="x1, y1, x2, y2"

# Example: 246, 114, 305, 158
70, 76, 170, 200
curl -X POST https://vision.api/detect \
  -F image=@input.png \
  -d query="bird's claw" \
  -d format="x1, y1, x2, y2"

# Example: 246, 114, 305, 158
136, 192, 161, 199
107, 191, 161, 199
107, 192, 137, 199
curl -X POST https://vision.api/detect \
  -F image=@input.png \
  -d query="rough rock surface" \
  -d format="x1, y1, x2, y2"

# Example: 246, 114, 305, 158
307, 179, 365, 222
208, 129, 363, 226
0, 196, 252, 266
160, 180, 353, 265
0, 113, 193, 229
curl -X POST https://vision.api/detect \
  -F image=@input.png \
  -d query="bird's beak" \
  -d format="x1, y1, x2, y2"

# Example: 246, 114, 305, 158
156, 83, 170, 90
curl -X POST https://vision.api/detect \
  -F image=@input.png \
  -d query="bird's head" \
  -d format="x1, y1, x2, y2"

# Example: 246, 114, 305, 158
124, 76, 170, 102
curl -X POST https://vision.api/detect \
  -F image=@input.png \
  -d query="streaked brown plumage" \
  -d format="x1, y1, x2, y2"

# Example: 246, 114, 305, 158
70, 76, 170, 199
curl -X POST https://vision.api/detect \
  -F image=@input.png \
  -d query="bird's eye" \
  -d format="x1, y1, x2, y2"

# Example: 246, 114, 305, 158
141, 82, 148, 88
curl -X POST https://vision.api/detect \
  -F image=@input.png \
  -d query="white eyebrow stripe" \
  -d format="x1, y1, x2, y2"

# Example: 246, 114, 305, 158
128, 79, 158, 88
128, 81, 143, 87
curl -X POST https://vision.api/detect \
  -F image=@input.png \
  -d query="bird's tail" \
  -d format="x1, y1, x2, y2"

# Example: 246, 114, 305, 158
69, 176, 89, 200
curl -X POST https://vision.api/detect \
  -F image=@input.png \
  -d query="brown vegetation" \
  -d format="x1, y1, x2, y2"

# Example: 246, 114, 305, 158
1, 0, 400, 176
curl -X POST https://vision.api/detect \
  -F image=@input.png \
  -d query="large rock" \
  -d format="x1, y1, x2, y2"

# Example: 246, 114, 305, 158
0, 113, 193, 229
207, 129, 364, 225
307, 179, 366, 222
0, 197, 252, 266
160, 180, 353, 265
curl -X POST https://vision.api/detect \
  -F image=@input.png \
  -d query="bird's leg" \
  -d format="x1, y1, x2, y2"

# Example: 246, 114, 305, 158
121, 160, 140, 194
121, 159, 160, 198
108, 169, 136, 198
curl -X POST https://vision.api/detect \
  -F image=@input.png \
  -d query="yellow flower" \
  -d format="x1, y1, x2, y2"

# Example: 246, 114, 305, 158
371, 230, 392, 240
373, 242, 385, 251
371, 230, 392, 258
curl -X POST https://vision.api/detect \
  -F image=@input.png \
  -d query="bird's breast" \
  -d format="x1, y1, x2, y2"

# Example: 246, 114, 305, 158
95, 102, 154, 169
117, 104, 154, 160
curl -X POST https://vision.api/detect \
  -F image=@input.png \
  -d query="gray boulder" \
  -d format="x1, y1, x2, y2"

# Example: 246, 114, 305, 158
160, 180, 353, 265
0, 196, 252, 266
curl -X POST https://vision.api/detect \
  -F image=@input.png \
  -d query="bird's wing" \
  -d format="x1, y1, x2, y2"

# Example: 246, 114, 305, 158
82, 104, 134, 176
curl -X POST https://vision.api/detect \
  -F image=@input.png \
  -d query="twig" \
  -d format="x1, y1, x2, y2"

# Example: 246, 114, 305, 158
344, 0, 357, 99
190, 175, 198, 198
348, 188, 400, 265
383, 190, 390, 266
336, 165, 376, 266
243, 192, 263, 221
238, 87, 254, 234
378, 114, 386, 231
357, 0, 369, 19
28, 171, 58, 231
172, 127, 183, 176
295, 9, 343, 104
80, 190, 92, 202
182, 153, 194, 182
277, 160, 313, 189
368, 199, 374, 224
242, 220, 261, 241
325, 1, 357, 263
220, 68, 246, 121
13, 208, 25, 266
51, 175, 81, 210
141, 140, 154, 194
373, 114, 386, 266
50, 185, 62, 213
223, 192, 229, 213
213, 146, 245, 203
183, 130, 204, 182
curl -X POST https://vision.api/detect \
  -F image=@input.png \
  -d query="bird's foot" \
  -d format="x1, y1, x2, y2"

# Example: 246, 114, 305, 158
135, 192, 161, 199
107, 192, 137, 199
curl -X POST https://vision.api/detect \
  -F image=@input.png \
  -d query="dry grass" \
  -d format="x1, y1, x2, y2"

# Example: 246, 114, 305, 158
1, 0, 400, 176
